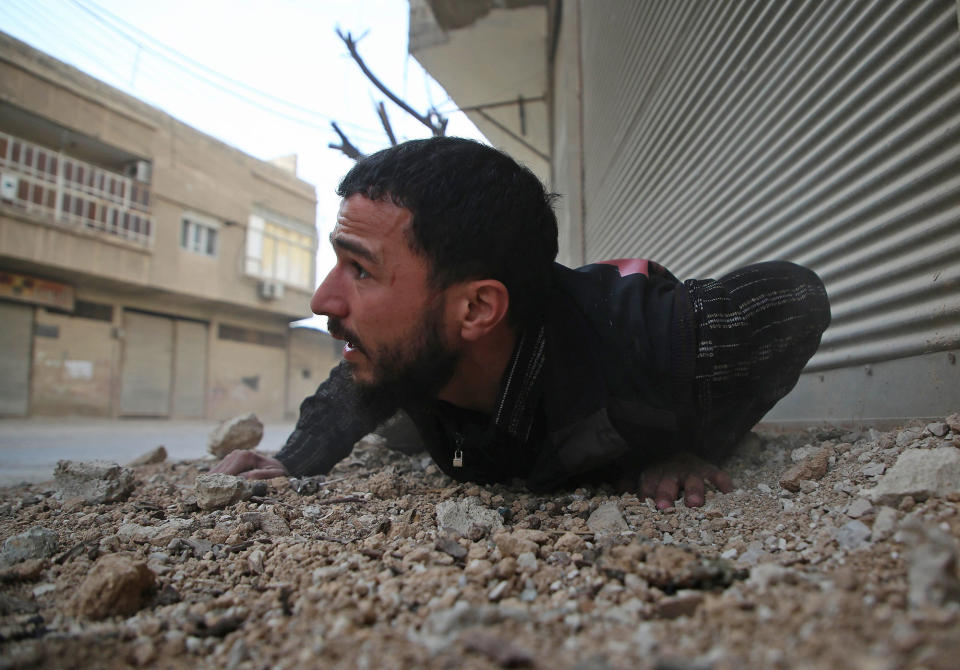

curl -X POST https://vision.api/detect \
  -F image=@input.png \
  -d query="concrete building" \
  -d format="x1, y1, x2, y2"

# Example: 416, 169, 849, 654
0, 32, 340, 421
408, 0, 960, 427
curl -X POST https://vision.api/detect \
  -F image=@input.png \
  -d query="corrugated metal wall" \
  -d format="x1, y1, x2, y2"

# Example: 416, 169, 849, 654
579, 0, 960, 373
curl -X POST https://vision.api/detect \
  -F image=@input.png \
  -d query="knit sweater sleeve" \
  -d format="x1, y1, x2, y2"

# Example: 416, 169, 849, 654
274, 361, 398, 476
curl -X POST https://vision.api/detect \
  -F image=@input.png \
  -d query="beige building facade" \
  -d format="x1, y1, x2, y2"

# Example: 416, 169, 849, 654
0, 32, 340, 421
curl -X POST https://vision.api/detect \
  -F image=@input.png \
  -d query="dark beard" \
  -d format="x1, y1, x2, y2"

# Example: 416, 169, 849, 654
353, 302, 461, 409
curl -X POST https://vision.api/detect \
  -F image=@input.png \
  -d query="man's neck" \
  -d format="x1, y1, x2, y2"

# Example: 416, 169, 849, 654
436, 323, 517, 415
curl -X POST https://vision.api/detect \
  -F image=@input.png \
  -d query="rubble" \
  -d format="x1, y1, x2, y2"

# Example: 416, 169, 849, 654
2, 416, 960, 668
863, 447, 960, 505
127, 446, 168, 466
207, 413, 264, 458
53, 459, 135, 505
193, 473, 256, 510
0, 527, 59, 566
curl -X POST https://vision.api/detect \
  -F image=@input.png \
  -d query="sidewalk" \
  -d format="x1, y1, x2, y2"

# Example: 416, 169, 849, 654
0, 418, 296, 487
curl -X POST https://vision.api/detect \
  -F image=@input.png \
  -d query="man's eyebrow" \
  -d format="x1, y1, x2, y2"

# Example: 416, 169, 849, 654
329, 233, 378, 264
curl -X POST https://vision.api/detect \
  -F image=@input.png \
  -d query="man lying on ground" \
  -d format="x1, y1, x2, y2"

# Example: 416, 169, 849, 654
213, 138, 830, 510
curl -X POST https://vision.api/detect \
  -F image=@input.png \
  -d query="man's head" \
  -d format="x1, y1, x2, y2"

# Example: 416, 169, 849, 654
336, 137, 559, 329
312, 138, 558, 401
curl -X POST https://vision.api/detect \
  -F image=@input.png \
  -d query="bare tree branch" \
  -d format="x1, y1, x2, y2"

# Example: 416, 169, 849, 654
336, 28, 447, 137
327, 121, 364, 160
376, 101, 398, 146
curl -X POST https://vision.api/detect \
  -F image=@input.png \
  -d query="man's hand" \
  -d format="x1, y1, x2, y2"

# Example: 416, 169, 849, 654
210, 450, 287, 480
640, 452, 733, 510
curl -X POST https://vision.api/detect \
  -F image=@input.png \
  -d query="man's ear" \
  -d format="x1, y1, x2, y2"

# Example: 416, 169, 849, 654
458, 279, 510, 341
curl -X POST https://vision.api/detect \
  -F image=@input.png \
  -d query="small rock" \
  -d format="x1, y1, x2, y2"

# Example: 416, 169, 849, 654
860, 463, 886, 477
863, 447, 960, 505
899, 521, 960, 608
835, 520, 871, 550
117, 518, 194, 546
207, 413, 264, 458
554, 532, 587, 554
516, 552, 538, 572
747, 564, 798, 592
194, 474, 255, 511
872, 507, 898, 540
846, 498, 874, 519
896, 428, 923, 447
54, 460, 134, 505
247, 549, 265, 574
779, 445, 832, 492
1, 527, 59, 565
945, 413, 960, 434
127, 446, 167, 466
435, 497, 504, 537
493, 531, 539, 558
586, 502, 628, 534
257, 512, 290, 536
435, 536, 467, 560
73, 554, 156, 619
488, 580, 509, 601
926, 422, 949, 438
459, 629, 533, 667
655, 591, 704, 619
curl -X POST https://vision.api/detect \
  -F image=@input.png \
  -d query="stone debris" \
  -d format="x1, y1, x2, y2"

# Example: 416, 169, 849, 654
2, 417, 960, 669
53, 459, 135, 505
945, 413, 960, 433
0, 527, 59, 566
194, 473, 256, 510
207, 413, 264, 458
435, 497, 504, 536
779, 444, 832, 492
72, 553, 156, 619
863, 447, 960, 505
586, 501, 628, 534
898, 520, 960, 608
127, 446, 168, 466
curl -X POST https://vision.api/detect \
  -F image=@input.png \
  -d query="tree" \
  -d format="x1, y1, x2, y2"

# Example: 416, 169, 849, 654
329, 29, 448, 160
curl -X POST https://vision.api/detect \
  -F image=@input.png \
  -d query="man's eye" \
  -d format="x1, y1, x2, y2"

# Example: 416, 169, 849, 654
352, 262, 370, 279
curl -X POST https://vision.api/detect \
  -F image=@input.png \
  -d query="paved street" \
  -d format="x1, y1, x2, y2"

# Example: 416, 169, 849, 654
0, 418, 296, 487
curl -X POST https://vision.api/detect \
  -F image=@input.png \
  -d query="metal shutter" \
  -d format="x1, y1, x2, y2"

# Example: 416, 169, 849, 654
0, 302, 32, 415
579, 0, 960, 374
172, 320, 207, 418
120, 310, 173, 416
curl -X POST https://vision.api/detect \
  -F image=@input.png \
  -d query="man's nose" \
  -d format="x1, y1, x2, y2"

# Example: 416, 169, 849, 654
310, 270, 347, 317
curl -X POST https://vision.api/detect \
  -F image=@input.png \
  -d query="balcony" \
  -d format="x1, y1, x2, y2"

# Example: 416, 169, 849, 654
0, 131, 153, 247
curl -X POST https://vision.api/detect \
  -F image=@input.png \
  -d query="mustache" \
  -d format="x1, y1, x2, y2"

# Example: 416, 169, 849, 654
327, 318, 364, 353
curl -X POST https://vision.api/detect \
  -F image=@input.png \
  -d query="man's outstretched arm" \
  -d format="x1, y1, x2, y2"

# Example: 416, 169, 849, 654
212, 361, 397, 479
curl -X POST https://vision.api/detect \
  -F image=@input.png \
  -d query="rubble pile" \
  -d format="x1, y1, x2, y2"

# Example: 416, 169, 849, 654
1, 418, 959, 669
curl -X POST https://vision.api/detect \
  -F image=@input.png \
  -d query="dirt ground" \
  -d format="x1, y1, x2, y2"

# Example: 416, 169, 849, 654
1, 418, 959, 670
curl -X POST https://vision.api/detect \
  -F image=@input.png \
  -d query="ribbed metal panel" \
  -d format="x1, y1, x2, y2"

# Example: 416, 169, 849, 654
579, 0, 960, 372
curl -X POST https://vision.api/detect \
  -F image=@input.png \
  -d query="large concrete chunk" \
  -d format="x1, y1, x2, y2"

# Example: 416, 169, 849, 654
208, 413, 264, 458
1, 527, 59, 566
54, 460, 135, 505
73, 554, 156, 619
195, 473, 256, 510
435, 497, 504, 537
863, 447, 960, 505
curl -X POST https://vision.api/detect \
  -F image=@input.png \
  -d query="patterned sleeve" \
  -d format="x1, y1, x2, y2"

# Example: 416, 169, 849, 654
274, 361, 398, 476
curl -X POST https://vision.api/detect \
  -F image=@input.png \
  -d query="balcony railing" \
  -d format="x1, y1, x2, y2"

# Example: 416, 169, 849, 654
0, 131, 153, 247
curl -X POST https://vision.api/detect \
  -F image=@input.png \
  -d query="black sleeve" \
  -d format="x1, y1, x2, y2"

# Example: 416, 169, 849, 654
274, 362, 398, 476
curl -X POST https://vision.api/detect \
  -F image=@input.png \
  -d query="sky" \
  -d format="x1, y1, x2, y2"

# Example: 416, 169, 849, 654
0, 0, 486, 327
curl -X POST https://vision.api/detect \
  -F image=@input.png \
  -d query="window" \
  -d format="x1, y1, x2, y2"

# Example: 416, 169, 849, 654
245, 209, 314, 288
180, 212, 219, 257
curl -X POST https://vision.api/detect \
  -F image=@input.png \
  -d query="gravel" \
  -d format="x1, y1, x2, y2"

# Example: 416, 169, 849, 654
2, 419, 960, 669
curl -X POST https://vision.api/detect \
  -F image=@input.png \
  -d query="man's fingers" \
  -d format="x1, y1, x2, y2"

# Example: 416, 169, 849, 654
654, 477, 679, 510
682, 474, 705, 507
707, 468, 734, 493
241, 467, 286, 480
640, 468, 661, 501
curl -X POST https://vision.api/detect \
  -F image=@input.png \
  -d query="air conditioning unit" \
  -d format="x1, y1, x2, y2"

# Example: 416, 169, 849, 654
124, 160, 152, 183
258, 280, 284, 300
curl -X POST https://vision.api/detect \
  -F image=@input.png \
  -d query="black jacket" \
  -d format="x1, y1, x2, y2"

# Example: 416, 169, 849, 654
275, 262, 695, 490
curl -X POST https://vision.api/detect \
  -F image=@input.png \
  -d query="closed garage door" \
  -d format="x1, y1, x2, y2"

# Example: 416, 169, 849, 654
120, 311, 173, 416
0, 301, 32, 415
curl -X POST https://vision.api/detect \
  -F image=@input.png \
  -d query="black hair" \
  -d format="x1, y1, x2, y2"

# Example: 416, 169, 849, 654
337, 137, 559, 329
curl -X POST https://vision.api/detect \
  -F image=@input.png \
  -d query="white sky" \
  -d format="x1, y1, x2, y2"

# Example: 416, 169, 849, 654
0, 0, 486, 327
